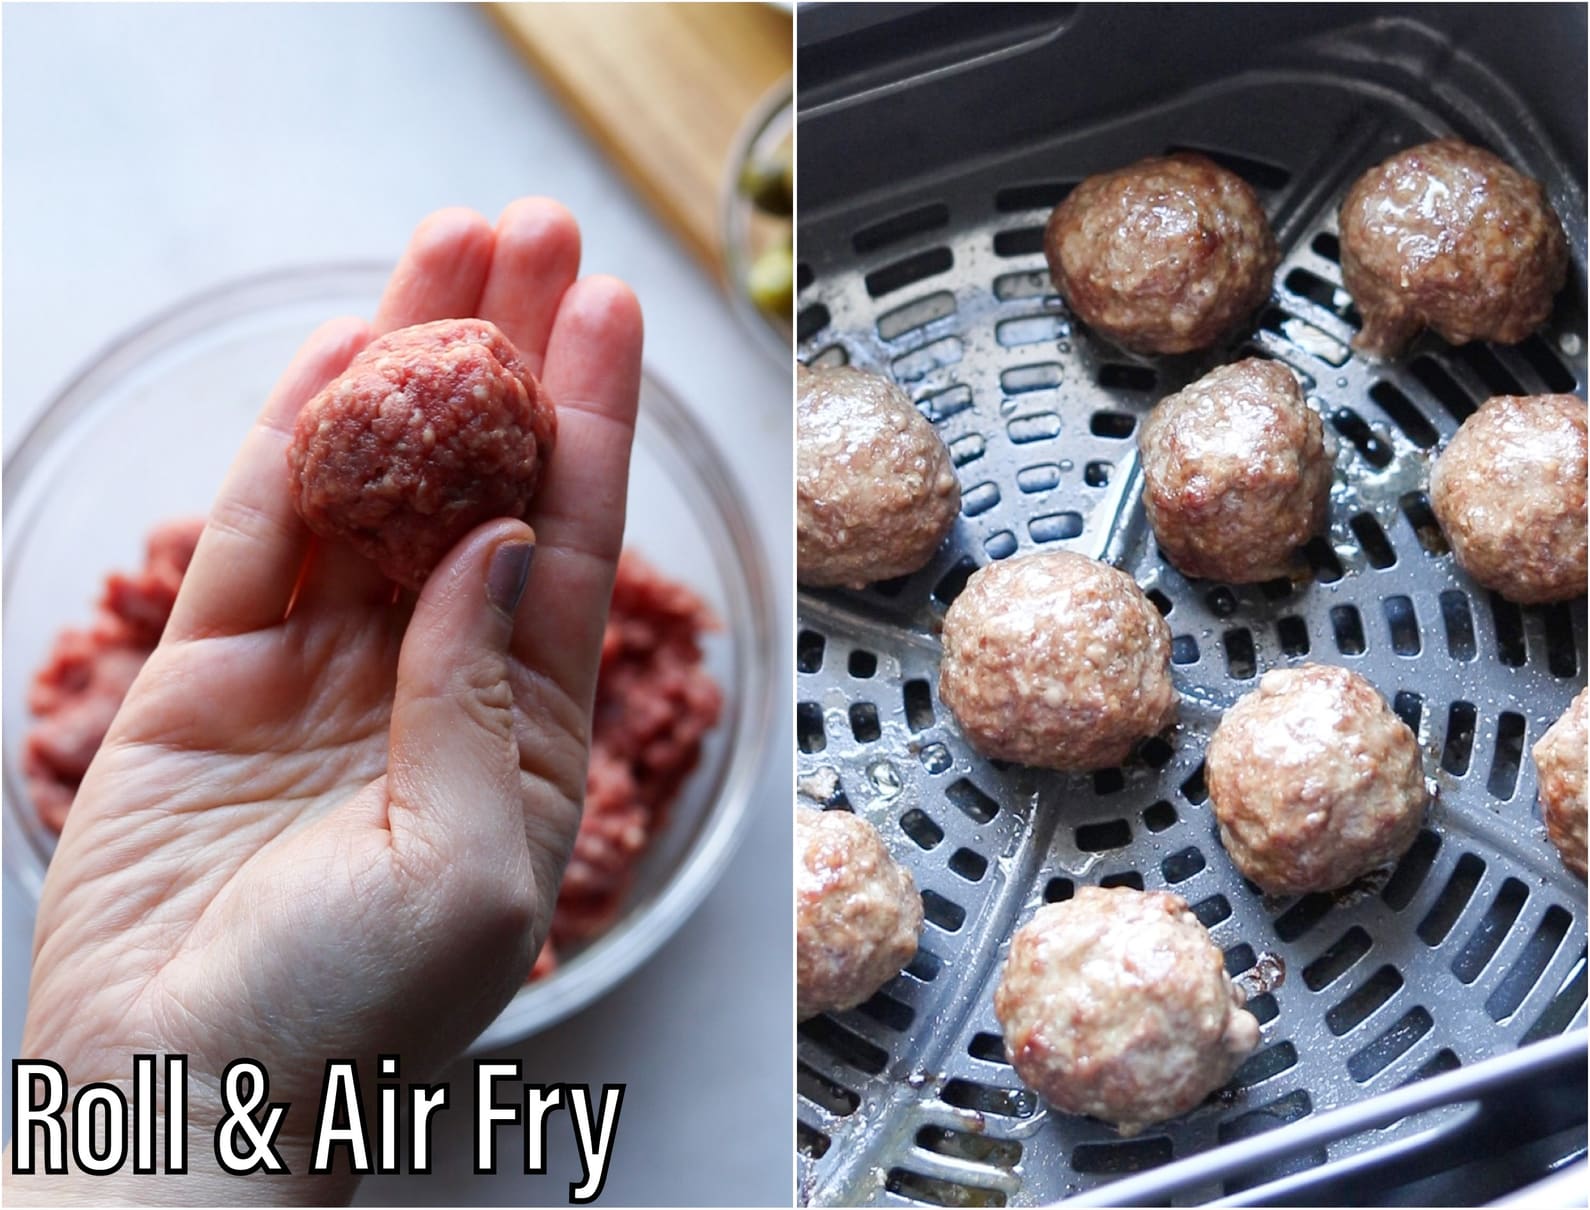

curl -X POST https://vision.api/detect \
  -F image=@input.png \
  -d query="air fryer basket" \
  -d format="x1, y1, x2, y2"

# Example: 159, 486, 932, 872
795, 9, 1588, 1207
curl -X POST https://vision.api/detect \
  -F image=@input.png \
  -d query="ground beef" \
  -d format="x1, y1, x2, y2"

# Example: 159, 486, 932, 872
1535, 689, 1587, 879
24, 518, 204, 832
287, 318, 557, 589
26, 527, 721, 977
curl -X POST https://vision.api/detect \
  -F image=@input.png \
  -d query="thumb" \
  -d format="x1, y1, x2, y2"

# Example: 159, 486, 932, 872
385, 518, 535, 874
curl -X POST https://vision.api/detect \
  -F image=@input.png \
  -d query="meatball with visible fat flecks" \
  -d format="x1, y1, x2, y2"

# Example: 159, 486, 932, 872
797, 366, 960, 589
797, 807, 922, 1020
938, 552, 1178, 771
1535, 689, 1587, 879
1139, 358, 1332, 583
994, 887, 1260, 1136
1043, 153, 1279, 355
1338, 139, 1568, 359
287, 318, 557, 590
1207, 664, 1429, 896
1429, 394, 1587, 605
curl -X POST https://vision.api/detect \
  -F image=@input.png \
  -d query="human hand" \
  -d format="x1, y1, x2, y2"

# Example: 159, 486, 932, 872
10, 200, 642, 1203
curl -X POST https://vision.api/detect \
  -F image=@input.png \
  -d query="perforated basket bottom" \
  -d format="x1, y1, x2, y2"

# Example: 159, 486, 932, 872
795, 22, 1588, 1209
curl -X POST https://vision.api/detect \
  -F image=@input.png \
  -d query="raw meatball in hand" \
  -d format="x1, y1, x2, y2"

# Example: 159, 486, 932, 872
1139, 358, 1332, 583
1429, 393, 1587, 605
797, 365, 959, 589
1535, 689, 1587, 879
797, 807, 923, 1020
287, 317, 558, 589
1338, 139, 1568, 359
995, 887, 1260, 1136
939, 551, 1177, 771
1044, 153, 1279, 355
1207, 664, 1429, 897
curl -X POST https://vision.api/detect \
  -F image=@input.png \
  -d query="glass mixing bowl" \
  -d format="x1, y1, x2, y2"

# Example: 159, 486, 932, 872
2, 263, 777, 1048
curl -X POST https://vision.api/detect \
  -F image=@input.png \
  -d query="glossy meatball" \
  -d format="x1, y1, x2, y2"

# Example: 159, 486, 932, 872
1535, 689, 1587, 879
1139, 359, 1332, 582
1044, 153, 1279, 355
797, 807, 922, 1020
797, 366, 960, 589
994, 887, 1260, 1136
1207, 664, 1428, 896
287, 318, 557, 589
1429, 394, 1587, 604
1339, 139, 1568, 359
939, 552, 1177, 771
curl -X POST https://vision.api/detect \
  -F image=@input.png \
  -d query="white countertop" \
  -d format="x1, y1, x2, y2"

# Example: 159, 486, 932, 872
1, 4, 793, 1204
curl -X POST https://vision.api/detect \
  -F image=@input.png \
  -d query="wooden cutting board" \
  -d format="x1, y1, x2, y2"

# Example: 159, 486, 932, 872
491, 2, 791, 274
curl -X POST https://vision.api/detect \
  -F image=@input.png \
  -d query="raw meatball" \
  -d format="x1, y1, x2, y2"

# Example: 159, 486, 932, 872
1207, 664, 1428, 896
1139, 358, 1331, 582
1535, 690, 1587, 879
939, 551, 1177, 771
798, 365, 959, 589
287, 318, 557, 589
1339, 139, 1568, 359
797, 807, 922, 1020
1429, 394, 1587, 604
1044, 153, 1279, 355
994, 887, 1259, 1136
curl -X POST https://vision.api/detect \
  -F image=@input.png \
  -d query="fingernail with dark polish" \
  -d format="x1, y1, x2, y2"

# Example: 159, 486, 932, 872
487, 542, 534, 617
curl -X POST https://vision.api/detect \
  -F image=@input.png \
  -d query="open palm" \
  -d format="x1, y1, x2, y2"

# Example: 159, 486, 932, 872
16, 200, 642, 1198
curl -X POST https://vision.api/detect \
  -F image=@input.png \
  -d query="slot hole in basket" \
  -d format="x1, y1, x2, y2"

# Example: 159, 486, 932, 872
1303, 535, 1345, 583
1277, 615, 1310, 656
866, 247, 954, 298
1441, 701, 1478, 775
1369, 381, 1439, 448
1228, 1041, 1298, 1090
1162, 846, 1206, 884
920, 383, 974, 422
1206, 585, 1238, 617
1100, 871, 1145, 892
969, 1032, 1008, 1064
849, 702, 882, 743
1456, 343, 1525, 397
933, 558, 979, 606
1071, 1136, 1173, 1175
1487, 711, 1527, 800
1076, 819, 1131, 852
1330, 407, 1394, 468
983, 530, 1018, 560
1348, 1006, 1433, 1082
1181, 762, 1208, 804
1382, 830, 1442, 910
797, 702, 826, 753
797, 629, 826, 673
1410, 356, 1478, 422
1274, 893, 1334, 943
1452, 877, 1528, 984
1145, 588, 1173, 616
1084, 460, 1112, 487
1218, 1090, 1313, 1144
946, 777, 998, 823
857, 992, 915, 1033
797, 1120, 831, 1160
1517, 332, 1577, 391
1093, 767, 1125, 796
1002, 362, 1063, 396
1143, 800, 1178, 832
1401, 490, 1450, 555
1312, 231, 1340, 262
1225, 943, 1258, 977
1017, 462, 1062, 493
885, 1169, 1006, 1207
1030, 511, 1083, 543
1284, 266, 1353, 318
1522, 949, 1588, 1043
1098, 363, 1156, 392
916, 1125, 1023, 1168
992, 226, 1045, 257
1384, 595, 1421, 655
1191, 893, 1232, 928
1490, 593, 1527, 667
948, 848, 988, 882
1330, 604, 1366, 655
1486, 905, 1572, 1020
906, 948, 943, 982
901, 809, 944, 851
800, 1016, 888, 1076
1441, 591, 1477, 661
1540, 602, 1580, 678
1392, 690, 1423, 734
1246, 993, 1279, 1025
1404, 1049, 1461, 1086
797, 1063, 859, 1116
853, 202, 950, 253
1418, 853, 1486, 945
878, 291, 957, 342
941, 1079, 1037, 1119
1303, 926, 1372, 990
995, 181, 1076, 212
796, 262, 814, 291
797, 303, 831, 344
1223, 629, 1257, 679
903, 679, 935, 732
961, 481, 1000, 517
1327, 965, 1404, 1035
1044, 877, 1075, 903
1090, 411, 1137, 439
1351, 512, 1397, 569
848, 650, 877, 679
1172, 635, 1200, 665
921, 890, 966, 932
